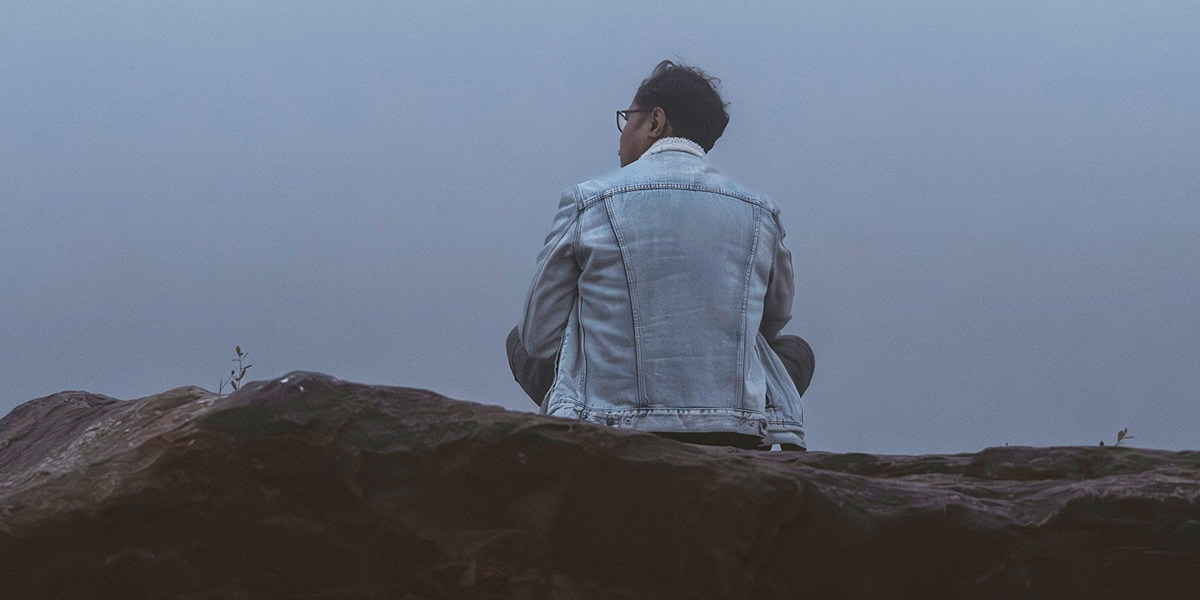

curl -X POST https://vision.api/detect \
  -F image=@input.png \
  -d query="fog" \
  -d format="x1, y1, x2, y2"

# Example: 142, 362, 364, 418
2, 1, 1197, 453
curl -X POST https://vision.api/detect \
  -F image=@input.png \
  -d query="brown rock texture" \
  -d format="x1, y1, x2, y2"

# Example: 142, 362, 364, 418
1, 372, 1197, 599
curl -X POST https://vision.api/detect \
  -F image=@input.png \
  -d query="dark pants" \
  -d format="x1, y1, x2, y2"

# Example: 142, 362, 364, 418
506, 327, 815, 449
506, 326, 559, 407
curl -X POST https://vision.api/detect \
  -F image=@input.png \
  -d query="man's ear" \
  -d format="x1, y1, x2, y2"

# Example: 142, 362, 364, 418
648, 107, 673, 139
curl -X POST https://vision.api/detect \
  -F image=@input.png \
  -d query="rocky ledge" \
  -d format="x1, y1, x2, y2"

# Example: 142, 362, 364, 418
1, 372, 1197, 599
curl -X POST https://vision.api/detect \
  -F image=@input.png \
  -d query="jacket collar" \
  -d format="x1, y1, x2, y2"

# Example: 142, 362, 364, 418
642, 137, 706, 159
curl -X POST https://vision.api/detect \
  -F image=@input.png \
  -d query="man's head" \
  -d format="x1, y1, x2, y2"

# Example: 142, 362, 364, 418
618, 60, 730, 166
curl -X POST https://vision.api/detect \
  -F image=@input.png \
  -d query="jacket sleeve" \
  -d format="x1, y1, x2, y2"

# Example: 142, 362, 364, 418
760, 213, 795, 342
518, 187, 583, 359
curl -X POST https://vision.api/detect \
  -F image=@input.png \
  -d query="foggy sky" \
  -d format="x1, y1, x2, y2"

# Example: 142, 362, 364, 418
2, 1, 1197, 454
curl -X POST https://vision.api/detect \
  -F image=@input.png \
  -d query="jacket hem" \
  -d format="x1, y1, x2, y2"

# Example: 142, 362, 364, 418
545, 402, 767, 438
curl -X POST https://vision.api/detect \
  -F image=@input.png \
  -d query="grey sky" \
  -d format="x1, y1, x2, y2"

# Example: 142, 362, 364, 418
2, 1, 1197, 454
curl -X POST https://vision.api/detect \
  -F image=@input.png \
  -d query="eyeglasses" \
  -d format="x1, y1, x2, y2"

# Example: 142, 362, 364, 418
616, 108, 651, 132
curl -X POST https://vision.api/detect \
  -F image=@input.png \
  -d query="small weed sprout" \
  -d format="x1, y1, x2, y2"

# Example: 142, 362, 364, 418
1115, 427, 1133, 446
1099, 427, 1134, 447
217, 346, 252, 396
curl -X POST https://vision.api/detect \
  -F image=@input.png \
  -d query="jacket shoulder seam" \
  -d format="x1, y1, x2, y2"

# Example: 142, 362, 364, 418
579, 183, 772, 211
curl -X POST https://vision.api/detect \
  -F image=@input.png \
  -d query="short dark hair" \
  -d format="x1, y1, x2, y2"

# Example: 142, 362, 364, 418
633, 60, 730, 152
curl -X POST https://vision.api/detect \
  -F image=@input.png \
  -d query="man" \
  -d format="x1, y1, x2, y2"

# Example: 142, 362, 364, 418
508, 60, 813, 450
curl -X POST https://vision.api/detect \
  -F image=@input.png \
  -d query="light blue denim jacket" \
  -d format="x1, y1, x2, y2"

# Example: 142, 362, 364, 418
518, 138, 804, 447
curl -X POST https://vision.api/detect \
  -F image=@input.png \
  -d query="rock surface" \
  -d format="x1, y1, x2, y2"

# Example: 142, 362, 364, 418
1, 372, 1197, 599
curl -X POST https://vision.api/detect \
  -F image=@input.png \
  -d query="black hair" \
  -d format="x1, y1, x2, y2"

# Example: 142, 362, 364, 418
633, 60, 730, 152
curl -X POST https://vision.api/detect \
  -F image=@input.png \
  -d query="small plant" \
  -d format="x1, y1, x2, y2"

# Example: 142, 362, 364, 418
1115, 427, 1134, 446
218, 346, 252, 396
1099, 427, 1134, 447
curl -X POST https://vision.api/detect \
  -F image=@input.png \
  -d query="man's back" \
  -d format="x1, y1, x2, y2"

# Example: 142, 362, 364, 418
509, 60, 811, 449
518, 139, 804, 446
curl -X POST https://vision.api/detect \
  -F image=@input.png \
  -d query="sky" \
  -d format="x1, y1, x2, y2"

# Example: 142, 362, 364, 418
2, 1, 1197, 454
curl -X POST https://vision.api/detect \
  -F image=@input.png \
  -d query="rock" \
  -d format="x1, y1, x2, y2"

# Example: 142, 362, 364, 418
1, 372, 1197, 599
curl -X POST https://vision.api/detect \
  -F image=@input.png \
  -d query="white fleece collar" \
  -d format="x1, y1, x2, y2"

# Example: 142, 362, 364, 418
642, 137, 706, 158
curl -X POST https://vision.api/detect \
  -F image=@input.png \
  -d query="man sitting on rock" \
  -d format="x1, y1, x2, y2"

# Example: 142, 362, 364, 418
508, 60, 813, 450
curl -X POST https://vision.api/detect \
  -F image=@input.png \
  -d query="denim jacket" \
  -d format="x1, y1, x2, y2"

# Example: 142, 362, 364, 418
518, 138, 804, 447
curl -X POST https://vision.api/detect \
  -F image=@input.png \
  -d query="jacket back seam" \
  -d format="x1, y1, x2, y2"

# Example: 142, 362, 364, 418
601, 196, 646, 408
